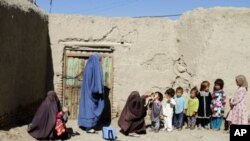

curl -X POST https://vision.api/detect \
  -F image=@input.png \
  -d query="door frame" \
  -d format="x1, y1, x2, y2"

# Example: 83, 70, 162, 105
62, 45, 114, 119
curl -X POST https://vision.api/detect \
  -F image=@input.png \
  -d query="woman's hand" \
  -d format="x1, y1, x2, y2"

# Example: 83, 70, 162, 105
62, 107, 68, 113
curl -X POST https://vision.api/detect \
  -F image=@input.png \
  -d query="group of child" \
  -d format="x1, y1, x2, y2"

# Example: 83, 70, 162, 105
148, 75, 248, 133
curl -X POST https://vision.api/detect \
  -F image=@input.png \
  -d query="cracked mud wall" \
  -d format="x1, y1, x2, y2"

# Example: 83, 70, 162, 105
0, 0, 50, 127
49, 15, 178, 111
49, 7, 250, 116
176, 8, 250, 115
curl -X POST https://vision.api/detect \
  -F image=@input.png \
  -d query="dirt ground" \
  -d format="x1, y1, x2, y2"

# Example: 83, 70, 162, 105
0, 117, 229, 141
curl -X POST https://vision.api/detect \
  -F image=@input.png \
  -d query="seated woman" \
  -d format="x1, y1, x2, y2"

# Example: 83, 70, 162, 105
27, 91, 69, 140
118, 91, 148, 137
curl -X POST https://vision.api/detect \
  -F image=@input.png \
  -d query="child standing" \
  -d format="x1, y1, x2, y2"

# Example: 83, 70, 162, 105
186, 87, 199, 130
162, 88, 176, 132
197, 81, 212, 129
150, 91, 163, 132
174, 87, 186, 131
227, 75, 248, 125
210, 79, 226, 131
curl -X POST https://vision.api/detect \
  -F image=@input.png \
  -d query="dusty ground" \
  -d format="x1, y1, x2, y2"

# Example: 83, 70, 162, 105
0, 118, 229, 141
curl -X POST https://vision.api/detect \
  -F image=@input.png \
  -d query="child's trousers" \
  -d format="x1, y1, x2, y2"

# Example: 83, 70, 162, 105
211, 117, 222, 130
151, 118, 160, 130
187, 116, 196, 127
174, 112, 184, 129
164, 116, 173, 131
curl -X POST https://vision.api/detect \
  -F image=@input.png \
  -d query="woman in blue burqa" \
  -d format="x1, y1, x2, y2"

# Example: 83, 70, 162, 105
78, 54, 104, 133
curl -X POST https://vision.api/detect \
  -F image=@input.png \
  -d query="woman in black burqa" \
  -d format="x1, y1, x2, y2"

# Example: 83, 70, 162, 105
27, 91, 63, 140
118, 91, 148, 137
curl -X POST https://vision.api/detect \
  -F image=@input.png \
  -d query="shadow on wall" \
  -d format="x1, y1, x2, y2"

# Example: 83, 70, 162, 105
95, 86, 112, 130
46, 32, 54, 91
0, 30, 54, 131
0, 2, 54, 129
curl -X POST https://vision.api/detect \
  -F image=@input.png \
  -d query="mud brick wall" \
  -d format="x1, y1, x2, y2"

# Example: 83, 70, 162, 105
0, 0, 51, 128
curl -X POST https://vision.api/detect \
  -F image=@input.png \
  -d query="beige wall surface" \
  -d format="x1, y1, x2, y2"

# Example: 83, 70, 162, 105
49, 7, 250, 116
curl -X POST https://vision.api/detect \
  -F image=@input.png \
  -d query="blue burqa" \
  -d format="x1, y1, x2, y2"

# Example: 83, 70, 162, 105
78, 54, 104, 128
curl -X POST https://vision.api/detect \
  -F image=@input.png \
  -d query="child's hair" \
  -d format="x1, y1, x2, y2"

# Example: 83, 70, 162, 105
214, 79, 224, 90
176, 87, 184, 93
190, 86, 199, 96
165, 88, 175, 97
155, 91, 163, 102
200, 81, 210, 91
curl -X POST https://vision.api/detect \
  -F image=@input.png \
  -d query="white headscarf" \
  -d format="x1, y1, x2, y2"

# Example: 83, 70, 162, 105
236, 75, 248, 90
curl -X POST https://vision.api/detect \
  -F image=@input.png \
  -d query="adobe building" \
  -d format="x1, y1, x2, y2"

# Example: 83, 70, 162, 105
1, 0, 250, 127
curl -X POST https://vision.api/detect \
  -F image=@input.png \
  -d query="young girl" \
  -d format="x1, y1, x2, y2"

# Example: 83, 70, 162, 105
210, 79, 226, 131
162, 88, 176, 132
227, 75, 248, 125
186, 87, 199, 130
150, 91, 163, 132
197, 81, 212, 129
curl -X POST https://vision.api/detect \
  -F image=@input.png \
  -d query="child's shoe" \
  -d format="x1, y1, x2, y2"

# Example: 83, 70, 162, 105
204, 125, 209, 130
190, 125, 195, 130
167, 128, 173, 132
198, 124, 203, 130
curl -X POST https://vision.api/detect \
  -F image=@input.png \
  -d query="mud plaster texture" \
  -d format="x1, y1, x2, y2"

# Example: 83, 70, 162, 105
49, 7, 250, 117
0, 0, 250, 140
0, 0, 51, 128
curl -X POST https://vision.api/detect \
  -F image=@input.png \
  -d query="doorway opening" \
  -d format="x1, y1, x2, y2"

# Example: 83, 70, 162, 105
62, 45, 115, 120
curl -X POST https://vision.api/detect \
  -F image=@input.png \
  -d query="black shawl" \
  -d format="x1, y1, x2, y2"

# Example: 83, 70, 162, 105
28, 91, 61, 140
118, 91, 147, 135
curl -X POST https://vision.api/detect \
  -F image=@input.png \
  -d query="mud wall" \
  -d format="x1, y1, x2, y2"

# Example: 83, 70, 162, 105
49, 7, 250, 117
176, 8, 250, 114
0, 0, 50, 128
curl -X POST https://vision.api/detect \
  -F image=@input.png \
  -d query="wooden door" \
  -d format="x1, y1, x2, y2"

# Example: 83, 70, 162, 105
63, 51, 113, 119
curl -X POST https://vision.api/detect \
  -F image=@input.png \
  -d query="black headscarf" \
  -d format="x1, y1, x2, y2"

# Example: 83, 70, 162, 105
28, 91, 61, 140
